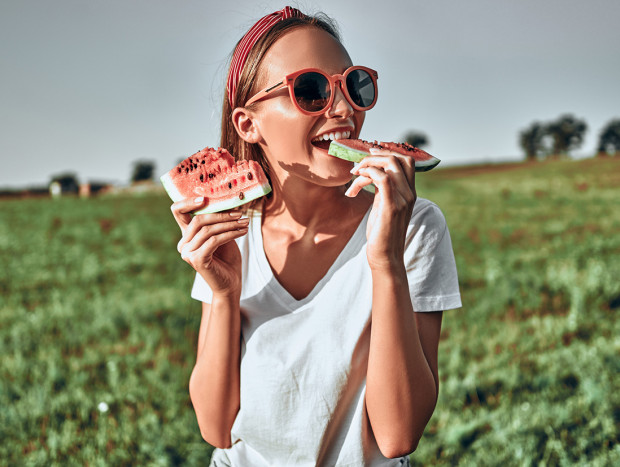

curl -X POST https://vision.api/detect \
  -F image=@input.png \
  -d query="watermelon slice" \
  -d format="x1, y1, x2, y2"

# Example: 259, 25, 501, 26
160, 147, 271, 214
328, 139, 440, 172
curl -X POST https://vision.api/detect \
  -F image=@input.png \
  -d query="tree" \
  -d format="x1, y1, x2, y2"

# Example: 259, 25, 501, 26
519, 122, 546, 161
597, 118, 620, 156
544, 114, 587, 158
131, 160, 156, 183
403, 131, 429, 148
49, 172, 79, 194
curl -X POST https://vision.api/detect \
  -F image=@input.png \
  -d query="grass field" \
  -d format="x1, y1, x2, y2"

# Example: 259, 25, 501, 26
1, 157, 619, 465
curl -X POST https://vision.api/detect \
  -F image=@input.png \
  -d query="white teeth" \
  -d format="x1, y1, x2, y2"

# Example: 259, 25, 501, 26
312, 130, 352, 143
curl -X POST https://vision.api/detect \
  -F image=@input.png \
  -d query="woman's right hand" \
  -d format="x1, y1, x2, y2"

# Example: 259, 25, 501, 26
171, 196, 249, 296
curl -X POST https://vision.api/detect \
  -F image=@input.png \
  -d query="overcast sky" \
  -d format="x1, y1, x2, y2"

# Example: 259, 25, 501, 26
1, 0, 619, 188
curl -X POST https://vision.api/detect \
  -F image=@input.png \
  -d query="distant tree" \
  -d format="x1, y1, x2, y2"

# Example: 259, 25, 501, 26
131, 160, 155, 183
596, 118, 620, 156
49, 172, 79, 194
403, 131, 429, 148
544, 114, 587, 158
519, 122, 547, 161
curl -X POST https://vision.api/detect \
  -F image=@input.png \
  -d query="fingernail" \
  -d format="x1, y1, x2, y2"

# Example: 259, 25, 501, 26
344, 186, 353, 197
350, 163, 360, 174
194, 196, 204, 203
229, 211, 242, 217
237, 217, 249, 224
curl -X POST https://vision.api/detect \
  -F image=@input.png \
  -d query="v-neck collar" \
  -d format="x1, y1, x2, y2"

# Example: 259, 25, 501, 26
250, 207, 371, 310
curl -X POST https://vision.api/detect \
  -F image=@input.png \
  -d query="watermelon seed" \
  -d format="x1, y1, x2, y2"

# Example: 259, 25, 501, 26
194, 163, 198, 169
201, 160, 205, 164
228, 182, 232, 189
239, 192, 244, 200
208, 173, 214, 179
185, 168, 189, 173
247, 172, 253, 180
200, 174, 204, 182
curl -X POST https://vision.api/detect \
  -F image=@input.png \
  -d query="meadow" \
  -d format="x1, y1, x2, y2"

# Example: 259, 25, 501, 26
1, 157, 618, 465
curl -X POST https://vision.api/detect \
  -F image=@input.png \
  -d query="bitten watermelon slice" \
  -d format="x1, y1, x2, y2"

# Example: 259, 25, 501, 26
160, 147, 271, 214
328, 139, 440, 172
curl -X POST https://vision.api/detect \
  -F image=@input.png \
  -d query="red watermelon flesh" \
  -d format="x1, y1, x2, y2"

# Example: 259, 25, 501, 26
328, 139, 440, 172
160, 147, 271, 214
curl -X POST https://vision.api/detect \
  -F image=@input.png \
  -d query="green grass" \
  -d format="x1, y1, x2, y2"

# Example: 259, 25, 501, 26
1, 157, 619, 465
413, 158, 620, 466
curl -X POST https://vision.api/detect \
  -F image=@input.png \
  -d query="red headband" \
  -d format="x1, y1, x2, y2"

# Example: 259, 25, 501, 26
226, 6, 306, 107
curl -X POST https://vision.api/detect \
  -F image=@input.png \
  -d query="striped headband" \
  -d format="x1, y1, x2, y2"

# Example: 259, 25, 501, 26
226, 6, 306, 107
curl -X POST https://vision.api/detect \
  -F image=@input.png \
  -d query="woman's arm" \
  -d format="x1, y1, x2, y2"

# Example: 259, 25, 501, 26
347, 149, 443, 458
366, 268, 442, 458
189, 296, 241, 449
170, 197, 247, 448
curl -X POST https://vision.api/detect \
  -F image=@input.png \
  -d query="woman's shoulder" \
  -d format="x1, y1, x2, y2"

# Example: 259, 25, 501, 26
410, 197, 448, 228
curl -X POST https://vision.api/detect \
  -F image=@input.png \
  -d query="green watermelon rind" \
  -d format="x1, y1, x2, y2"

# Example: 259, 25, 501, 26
160, 172, 272, 214
328, 141, 367, 163
160, 173, 184, 202
328, 140, 441, 172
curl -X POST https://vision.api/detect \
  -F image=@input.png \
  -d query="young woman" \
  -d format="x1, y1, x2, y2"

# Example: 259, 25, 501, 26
170, 7, 461, 466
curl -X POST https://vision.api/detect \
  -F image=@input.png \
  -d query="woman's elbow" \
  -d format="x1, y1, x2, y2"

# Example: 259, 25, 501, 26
377, 435, 420, 459
198, 428, 232, 449
191, 401, 233, 449
189, 373, 233, 449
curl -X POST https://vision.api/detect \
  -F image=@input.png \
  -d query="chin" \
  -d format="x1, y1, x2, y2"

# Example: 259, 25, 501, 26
313, 149, 356, 185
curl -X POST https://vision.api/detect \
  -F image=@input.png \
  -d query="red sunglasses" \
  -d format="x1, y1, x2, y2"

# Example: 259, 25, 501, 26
245, 66, 378, 115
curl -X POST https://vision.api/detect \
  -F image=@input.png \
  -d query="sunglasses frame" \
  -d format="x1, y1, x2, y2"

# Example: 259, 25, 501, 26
244, 66, 379, 115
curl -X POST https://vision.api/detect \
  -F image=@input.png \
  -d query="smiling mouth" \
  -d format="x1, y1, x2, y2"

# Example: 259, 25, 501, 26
311, 130, 352, 151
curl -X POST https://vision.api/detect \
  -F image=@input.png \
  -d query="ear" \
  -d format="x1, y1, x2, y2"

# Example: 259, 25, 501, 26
232, 107, 262, 144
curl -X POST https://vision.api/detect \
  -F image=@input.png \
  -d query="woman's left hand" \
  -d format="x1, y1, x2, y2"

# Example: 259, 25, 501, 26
345, 147, 417, 271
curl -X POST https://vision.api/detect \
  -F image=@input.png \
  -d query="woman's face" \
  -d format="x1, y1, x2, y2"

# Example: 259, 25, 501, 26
249, 26, 367, 187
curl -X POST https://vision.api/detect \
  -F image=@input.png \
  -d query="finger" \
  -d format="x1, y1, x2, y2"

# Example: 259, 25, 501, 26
344, 175, 373, 198
182, 227, 249, 264
180, 217, 249, 254
352, 157, 414, 202
368, 148, 416, 190
179, 211, 243, 249
171, 196, 207, 232
355, 166, 415, 210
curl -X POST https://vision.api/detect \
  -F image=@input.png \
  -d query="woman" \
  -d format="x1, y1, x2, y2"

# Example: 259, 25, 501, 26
170, 7, 461, 466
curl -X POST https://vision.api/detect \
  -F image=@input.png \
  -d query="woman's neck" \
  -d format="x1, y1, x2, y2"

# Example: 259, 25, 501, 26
263, 174, 371, 235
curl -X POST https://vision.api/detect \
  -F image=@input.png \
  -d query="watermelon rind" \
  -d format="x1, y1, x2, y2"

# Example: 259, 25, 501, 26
160, 172, 272, 214
413, 159, 441, 172
328, 141, 367, 163
328, 140, 441, 172
160, 172, 184, 203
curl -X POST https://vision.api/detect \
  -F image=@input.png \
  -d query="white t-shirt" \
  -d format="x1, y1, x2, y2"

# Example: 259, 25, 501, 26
191, 197, 462, 466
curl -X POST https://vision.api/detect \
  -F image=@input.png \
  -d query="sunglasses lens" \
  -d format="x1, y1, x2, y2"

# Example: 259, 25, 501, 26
293, 72, 331, 112
346, 69, 375, 109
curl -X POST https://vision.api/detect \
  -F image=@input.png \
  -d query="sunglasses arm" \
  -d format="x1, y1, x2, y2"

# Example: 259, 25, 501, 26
244, 80, 288, 107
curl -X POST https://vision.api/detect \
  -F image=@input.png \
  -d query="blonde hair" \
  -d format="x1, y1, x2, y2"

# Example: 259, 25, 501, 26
220, 14, 341, 211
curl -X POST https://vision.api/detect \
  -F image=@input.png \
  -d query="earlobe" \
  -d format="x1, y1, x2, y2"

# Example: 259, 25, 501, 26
232, 108, 262, 144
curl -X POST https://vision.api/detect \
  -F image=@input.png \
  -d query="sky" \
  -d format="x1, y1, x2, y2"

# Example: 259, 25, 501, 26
1, 0, 619, 188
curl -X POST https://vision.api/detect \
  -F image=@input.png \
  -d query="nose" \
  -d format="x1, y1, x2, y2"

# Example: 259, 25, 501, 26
325, 81, 354, 119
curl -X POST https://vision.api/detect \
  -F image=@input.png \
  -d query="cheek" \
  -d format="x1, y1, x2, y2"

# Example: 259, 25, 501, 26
261, 108, 314, 151
354, 112, 366, 135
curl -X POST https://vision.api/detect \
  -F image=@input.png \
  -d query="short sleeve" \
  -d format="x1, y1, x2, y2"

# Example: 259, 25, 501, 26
404, 199, 462, 312
191, 273, 213, 304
